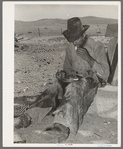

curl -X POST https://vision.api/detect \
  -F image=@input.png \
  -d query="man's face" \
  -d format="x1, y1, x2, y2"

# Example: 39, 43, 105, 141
73, 34, 85, 48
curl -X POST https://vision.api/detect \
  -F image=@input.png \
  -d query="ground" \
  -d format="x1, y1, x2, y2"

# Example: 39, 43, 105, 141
14, 36, 118, 145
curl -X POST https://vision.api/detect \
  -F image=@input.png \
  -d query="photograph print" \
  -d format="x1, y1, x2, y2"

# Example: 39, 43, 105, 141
3, 1, 121, 147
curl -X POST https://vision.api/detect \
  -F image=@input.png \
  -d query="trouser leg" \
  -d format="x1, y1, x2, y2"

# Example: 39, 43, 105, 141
53, 77, 99, 138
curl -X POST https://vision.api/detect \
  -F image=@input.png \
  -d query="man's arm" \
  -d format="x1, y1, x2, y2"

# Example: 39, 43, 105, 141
63, 45, 75, 77
92, 41, 110, 81
76, 40, 110, 81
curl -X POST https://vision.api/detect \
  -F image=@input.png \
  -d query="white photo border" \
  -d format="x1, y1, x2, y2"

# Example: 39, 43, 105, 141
2, 1, 121, 147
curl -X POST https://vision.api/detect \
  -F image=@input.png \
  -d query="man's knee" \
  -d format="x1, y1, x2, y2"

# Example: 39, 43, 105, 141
64, 82, 81, 100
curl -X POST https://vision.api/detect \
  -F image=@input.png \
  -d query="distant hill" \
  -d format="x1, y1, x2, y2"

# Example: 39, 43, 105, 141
80, 16, 118, 24
15, 16, 118, 36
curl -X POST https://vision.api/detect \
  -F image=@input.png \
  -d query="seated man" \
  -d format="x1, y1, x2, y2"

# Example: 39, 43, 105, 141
42, 17, 110, 142
14, 17, 110, 143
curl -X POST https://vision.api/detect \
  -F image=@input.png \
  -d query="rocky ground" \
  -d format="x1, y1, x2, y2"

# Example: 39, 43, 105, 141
14, 36, 118, 145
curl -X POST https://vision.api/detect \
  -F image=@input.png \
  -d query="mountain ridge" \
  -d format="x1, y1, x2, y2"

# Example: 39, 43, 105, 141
15, 16, 118, 36
15, 16, 118, 24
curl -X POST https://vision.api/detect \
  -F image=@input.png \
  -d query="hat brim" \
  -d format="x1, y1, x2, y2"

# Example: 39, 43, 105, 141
63, 25, 90, 43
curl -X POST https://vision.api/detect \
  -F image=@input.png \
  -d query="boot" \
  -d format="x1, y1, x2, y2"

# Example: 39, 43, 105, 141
44, 123, 70, 143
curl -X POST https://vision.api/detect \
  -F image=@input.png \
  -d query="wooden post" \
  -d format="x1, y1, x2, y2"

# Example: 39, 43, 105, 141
61, 28, 62, 35
38, 28, 40, 36
107, 43, 118, 84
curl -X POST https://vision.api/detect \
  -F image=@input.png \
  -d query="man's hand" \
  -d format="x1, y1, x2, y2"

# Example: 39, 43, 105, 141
56, 70, 66, 81
76, 48, 95, 67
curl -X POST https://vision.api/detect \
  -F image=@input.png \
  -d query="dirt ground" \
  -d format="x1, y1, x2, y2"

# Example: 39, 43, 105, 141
14, 36, 118, 144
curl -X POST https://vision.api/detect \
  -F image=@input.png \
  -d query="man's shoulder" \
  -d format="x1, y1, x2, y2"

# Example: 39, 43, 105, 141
88, 37, 95, 43
66, 43, 74, 51
88, 37, 103, 47
87, 37, 105, 55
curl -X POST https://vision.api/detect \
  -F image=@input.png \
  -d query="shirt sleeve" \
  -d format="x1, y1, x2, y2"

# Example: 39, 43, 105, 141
63, 44, 75, 77
93, 41, 110, 81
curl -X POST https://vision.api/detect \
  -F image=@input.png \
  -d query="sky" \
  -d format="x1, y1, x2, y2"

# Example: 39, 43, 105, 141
14, 3, 119, 21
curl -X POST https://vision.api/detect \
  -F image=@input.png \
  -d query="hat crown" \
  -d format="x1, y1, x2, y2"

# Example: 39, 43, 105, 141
62, 17, 90, 42
67, 17, 83, 33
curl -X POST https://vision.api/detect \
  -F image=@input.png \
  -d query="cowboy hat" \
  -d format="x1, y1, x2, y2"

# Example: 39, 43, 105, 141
63, 17, 90, 42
